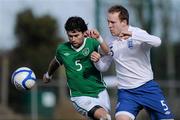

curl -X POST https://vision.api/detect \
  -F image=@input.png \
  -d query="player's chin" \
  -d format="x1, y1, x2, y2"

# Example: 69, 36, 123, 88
72, 44, 80, 48
110, 31, 116, 36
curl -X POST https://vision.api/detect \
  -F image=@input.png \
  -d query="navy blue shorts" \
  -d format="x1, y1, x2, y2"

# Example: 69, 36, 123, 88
115, 80, 174, 120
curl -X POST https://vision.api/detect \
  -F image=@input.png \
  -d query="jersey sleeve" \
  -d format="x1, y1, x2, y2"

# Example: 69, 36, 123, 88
55, 45, 63, 65
94, 54, 113, 72
91, 38, 100, 51
131, 28, 161, 47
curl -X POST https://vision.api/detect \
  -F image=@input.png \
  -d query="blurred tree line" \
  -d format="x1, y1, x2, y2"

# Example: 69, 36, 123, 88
9, 9, 64, 113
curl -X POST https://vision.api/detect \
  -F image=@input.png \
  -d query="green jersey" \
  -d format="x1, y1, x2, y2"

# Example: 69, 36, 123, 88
55, 38, 106, 97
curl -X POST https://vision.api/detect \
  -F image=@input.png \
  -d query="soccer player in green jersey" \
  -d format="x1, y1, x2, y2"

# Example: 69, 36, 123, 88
43, 16, 111, 120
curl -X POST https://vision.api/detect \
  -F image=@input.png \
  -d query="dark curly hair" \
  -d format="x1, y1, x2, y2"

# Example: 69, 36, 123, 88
65, 16, 88, 32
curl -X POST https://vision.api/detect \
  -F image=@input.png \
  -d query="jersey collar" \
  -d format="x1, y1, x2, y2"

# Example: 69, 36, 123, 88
71, 38, 87, 52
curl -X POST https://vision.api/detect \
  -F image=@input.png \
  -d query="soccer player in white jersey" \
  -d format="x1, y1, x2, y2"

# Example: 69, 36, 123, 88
91, 5, 174, 120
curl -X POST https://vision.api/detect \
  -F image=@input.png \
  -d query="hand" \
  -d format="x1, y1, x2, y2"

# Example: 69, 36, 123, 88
91, 51, 101, 62
84, 29, 100, 39
43, 72, 52, 83
119, 30, 132, 40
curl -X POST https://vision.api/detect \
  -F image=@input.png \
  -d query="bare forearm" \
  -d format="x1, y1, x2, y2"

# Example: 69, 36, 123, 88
99, 42, 110, 55
47, 58, 60, 76
97, 36, 110, 55
84, 29, 110, 54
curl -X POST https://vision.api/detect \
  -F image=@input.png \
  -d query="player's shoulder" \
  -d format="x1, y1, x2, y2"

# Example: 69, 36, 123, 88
109, 37, 119, 46
129, 25, 147, 33
84, 37, 99, 47
85, 37, 97, 42
56, 42, 70, 51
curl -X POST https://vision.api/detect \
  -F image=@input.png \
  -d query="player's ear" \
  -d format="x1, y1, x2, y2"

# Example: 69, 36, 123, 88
83, 30, 88, 37
121, 19, 127, 25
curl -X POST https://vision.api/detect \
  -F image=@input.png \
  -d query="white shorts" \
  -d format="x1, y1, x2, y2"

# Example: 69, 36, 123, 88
70, 89, 111, 117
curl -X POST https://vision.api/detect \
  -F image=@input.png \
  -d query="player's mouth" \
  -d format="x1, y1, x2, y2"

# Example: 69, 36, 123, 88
110, 30, 115, 34
109, 29, 114, 32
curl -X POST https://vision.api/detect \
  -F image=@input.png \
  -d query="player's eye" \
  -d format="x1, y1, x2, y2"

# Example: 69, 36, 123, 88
74, 35, 79, 37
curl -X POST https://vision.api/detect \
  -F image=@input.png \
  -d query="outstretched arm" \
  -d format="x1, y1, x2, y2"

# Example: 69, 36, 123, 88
91, 51, 112, 72
84, 29, 110, 54
131, 29, 161, 47
119, 28, 161, 47
43, 57, 60, 83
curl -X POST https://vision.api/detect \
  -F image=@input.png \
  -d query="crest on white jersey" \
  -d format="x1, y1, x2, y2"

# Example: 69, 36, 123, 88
128, 40, 133, 49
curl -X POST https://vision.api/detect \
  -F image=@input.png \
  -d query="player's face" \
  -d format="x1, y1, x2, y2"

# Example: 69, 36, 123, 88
67, 30, 84, 48
107, 12, 126, 36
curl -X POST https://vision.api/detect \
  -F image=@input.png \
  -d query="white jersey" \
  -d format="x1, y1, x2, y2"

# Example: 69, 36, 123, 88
95, 26, 161, 89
